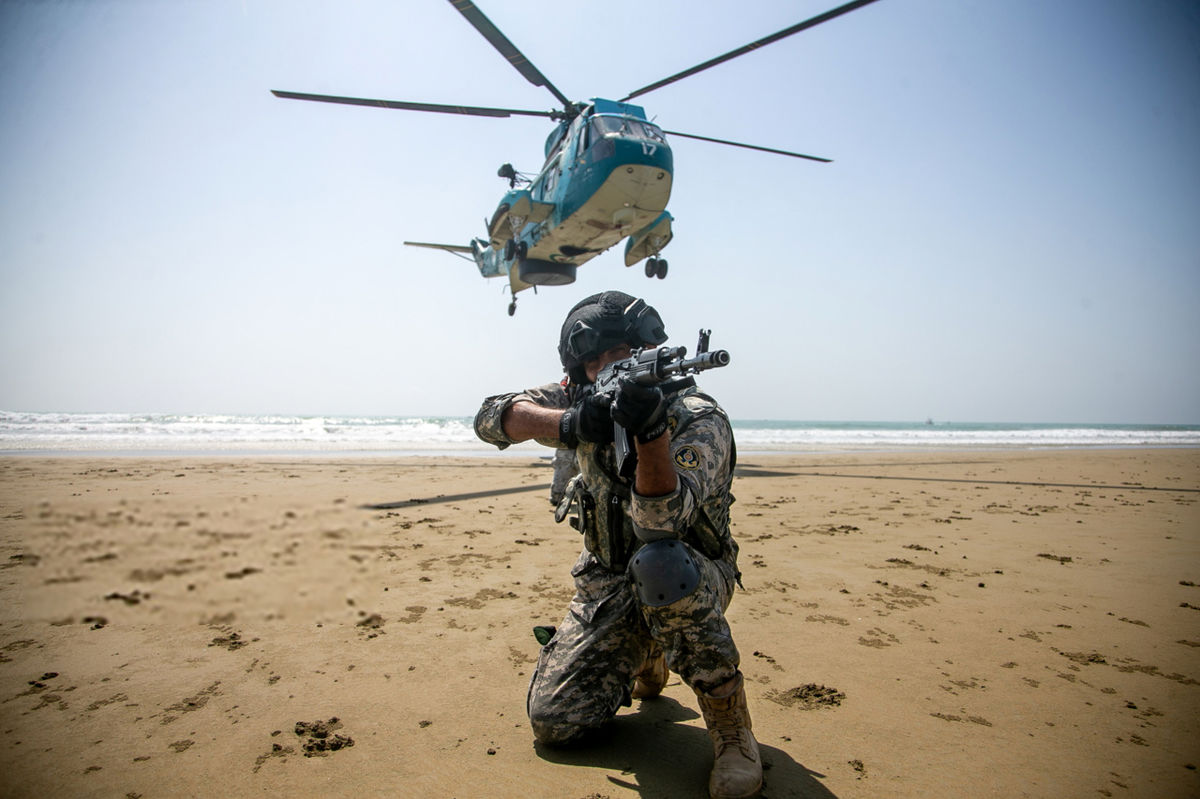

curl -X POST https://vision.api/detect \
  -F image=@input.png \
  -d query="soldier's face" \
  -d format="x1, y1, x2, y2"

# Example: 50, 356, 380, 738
584, 343, 633, 382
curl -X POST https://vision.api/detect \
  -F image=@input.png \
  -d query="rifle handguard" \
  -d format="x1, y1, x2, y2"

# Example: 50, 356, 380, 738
592, 329, 731, 476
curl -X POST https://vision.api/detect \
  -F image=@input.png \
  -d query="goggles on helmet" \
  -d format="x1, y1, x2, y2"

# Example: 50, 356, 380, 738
623, 298, 667, 347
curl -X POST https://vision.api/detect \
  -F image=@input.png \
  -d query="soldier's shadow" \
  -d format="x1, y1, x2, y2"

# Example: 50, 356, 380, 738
534, 695, 839, 799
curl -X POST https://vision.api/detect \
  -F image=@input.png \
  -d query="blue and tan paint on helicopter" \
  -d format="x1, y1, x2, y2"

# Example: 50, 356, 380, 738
279, 0, 875, 315
406, 99, 674, 314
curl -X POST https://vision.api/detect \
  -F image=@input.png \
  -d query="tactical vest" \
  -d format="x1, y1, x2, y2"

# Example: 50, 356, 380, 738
556, 384, 737, 571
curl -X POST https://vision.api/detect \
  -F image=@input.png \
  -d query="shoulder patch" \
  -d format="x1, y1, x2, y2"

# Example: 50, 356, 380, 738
681, 393, 718, 414
674, 445, 701, 470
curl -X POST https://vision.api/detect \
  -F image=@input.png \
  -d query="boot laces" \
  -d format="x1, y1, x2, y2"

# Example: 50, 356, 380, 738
714, 725, 744, 755
711, 708, 751, 758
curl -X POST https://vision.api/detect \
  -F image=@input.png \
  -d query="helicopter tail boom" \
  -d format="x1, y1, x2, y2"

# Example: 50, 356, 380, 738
404, 238, 506, 278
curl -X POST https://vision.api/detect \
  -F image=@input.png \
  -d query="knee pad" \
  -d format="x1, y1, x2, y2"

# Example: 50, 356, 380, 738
629, 539, 701, 607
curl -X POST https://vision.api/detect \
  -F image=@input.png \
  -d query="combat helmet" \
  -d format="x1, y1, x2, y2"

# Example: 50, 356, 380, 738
558, 291, 668, 384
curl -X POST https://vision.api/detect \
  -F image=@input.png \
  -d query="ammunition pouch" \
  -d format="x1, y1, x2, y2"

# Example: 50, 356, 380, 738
554, 475, 633, 570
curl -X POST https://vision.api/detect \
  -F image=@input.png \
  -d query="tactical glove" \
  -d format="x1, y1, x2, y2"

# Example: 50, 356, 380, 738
611, 381, 668, 443
558, 393, 614, 449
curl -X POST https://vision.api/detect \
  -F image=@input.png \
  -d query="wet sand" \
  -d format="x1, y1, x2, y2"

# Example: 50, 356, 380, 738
1, 449, 1197, 798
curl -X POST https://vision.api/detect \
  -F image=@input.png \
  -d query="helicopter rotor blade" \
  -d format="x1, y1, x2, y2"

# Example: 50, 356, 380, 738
662, 129, 832, 162
620, 0, 882, 102
271, 90, 558, 119
447, 0, 573, 110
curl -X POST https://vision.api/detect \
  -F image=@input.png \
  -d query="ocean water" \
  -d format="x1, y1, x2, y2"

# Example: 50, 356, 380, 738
1, 411, 1197, 455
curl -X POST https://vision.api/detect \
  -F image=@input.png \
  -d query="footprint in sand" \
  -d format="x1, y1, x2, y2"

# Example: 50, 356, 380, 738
765, 684, 845, 709
293, 717, 354, 756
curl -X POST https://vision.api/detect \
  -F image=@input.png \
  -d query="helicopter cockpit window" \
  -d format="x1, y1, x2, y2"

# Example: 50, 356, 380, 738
589, 115, 666, 145
589, 115, 627, 140
638, 121, 666, 143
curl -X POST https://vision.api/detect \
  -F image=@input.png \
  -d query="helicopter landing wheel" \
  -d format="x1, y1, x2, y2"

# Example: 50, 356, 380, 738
508, 300, 517, 316
645, 257, 658, 278
655, 259, 668, 279
504, 239, 516, 261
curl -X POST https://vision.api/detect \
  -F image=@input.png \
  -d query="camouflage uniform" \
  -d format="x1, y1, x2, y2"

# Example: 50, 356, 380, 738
548, 377, 581, 505
550, 448, 580, 505
474, 379, 741, 744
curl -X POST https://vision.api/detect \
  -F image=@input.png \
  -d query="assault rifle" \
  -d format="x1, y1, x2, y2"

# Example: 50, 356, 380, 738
592, 329, 731, 479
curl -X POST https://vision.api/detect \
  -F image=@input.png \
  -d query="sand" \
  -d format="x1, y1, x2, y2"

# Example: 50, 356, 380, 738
0, 449, 1197, 798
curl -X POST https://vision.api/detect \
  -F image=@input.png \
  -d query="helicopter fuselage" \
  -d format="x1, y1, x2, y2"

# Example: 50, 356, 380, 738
480, 99, 675, 293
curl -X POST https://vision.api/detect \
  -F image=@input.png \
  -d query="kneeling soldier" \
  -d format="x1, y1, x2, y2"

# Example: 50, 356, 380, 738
474, 290, 761, 799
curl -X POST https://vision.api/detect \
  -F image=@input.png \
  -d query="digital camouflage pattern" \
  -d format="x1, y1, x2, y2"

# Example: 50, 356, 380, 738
550, 448, 579, 505
474, 380, 743, 744
527, 543, 738, 743
474, 382, 737, 564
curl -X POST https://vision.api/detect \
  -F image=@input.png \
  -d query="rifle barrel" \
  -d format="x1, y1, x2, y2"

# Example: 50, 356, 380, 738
678, 350, 730, 372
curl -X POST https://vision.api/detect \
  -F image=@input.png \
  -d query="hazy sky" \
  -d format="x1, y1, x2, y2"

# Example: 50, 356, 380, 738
2, 0, 1197, 423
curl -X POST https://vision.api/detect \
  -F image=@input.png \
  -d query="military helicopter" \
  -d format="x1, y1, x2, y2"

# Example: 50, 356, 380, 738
274, 0, 881, 315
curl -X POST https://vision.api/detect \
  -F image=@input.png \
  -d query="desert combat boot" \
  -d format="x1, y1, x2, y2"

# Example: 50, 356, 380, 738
695, 671, 762, 799
631, 646, 669, 699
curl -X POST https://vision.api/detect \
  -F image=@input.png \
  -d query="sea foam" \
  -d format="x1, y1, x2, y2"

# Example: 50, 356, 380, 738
2, 412, 1197, 454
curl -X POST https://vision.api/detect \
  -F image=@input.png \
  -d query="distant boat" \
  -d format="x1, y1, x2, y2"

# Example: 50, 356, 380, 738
925, 417, 934, 425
